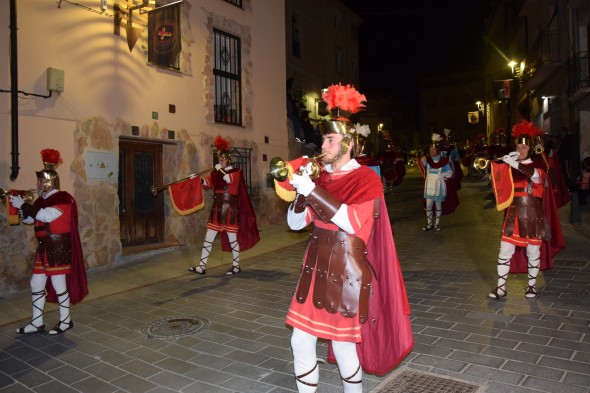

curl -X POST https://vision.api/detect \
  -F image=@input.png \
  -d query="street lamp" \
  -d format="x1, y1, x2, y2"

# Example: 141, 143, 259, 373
508, 60, 517, 74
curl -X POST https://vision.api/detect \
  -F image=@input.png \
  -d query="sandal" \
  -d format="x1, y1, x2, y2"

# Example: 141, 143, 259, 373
188, 261, 206, 275
16, 324, 45, 335
49, 320, 73, 335
488, 286, 507, 299
525, 285, 537, 299
225, 265, 241, 276
422, 224, 433, 231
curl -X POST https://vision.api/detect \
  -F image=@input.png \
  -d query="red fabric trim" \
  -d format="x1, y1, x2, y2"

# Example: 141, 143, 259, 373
317, 165, 383, 202
425, 156, 449, 168
168, 176, 205, 215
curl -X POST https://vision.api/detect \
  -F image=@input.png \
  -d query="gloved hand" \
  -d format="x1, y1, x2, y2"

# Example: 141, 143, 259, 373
9, 195, 25, 209
223, 174, 231, 183
502, 154, 519, 169
299, 162, 314, 176
289, 169, 315, 196
215, 163, 223, 171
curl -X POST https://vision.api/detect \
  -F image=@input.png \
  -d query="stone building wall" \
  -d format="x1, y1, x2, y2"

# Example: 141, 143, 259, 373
0, 116, 286, 297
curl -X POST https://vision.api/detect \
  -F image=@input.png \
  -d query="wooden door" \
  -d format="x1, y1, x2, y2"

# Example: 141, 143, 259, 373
118, 140, 164, 247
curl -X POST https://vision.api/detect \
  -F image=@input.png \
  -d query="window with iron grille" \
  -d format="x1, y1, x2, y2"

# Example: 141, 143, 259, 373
222, 0, 243, 8
214, 29, 242, 126
213, 146, 253, 195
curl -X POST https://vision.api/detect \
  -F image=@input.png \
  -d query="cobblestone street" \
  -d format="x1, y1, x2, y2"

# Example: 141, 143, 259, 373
1, 166, 589, 393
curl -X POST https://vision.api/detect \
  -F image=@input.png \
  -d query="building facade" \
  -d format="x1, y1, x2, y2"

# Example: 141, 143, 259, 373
483, 0, 590, 164
0, 0, 287, 295
285, 0, 362, 156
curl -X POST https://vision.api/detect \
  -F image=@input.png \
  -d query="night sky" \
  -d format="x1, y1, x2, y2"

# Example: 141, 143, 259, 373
340, 1, 491, 101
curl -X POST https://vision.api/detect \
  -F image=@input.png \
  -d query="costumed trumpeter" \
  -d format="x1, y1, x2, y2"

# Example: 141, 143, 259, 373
10, 148, 88, 335
188, 136, 259, 275
489, 120, 564, 299
274, 83, 413, 392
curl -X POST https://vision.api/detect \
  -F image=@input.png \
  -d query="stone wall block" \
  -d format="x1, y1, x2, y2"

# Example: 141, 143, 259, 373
90, 118, 114, 150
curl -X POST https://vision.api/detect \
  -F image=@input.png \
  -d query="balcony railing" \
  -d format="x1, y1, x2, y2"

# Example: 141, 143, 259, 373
569, 51, 590, 101
522, 30, 561, 86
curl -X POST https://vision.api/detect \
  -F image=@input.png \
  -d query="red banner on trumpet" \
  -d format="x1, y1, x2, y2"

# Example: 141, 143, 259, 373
168, 176, 204, 216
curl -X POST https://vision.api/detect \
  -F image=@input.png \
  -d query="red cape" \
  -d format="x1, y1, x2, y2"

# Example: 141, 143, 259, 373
219, 169, 260, 252
35, 191, 88, 304
509, 169, 564, 273
418, 157, 459, 215
323, 166, 414, 376
532, 152, 570, 209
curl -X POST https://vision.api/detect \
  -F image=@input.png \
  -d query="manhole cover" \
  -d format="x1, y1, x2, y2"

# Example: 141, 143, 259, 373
374, 370, 479, 393
142, 316, 209, 338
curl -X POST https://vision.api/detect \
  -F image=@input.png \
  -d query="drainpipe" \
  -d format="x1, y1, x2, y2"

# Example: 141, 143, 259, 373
9, 0, 19, 181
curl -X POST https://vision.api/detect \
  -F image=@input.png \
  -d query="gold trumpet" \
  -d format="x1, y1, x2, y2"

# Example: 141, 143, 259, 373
270, 153, 326, 182
150, 167, 215, 196
0, 188, 36, 204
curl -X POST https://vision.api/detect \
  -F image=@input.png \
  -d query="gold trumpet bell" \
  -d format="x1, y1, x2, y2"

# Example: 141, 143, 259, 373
0, 188, 36, 226
0, 188, 35, 204
269, 154, 325, 202
269, 157, 290, 182
270, 157, 297, 202
473, 156, 490, 170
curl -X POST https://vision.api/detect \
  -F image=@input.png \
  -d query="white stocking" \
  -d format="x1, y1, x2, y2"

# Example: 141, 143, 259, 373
332, 340, 362, 393
20, 274, 48, 333
491, 241, 516, 297
291, 328, 319, 392
51, 274, 71, 329
227, 232, 240, 267
526, 244, 541, 287
434, 201, 442, 227
196, 229, 218, 272
424, 199, 434, 228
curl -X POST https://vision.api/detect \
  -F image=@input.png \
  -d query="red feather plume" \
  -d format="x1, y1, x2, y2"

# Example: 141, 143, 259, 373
322, 83, 366, 114
213, 136, 230, 152
40, 148, 63, 166
512, 120, 543, 138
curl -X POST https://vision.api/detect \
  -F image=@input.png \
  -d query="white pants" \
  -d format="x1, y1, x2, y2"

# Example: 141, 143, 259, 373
291, 328, 362, 392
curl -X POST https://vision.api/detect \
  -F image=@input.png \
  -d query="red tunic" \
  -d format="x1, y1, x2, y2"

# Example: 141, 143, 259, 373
203, 168, 260, 252
285, 164, 414, 375
31, 191, 88, 304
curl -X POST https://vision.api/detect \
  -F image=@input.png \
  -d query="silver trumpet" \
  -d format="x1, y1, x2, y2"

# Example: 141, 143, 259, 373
473, 151, 519, 170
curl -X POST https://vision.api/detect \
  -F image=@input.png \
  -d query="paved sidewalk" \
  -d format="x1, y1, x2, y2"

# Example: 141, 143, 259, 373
1, 167, 589, 393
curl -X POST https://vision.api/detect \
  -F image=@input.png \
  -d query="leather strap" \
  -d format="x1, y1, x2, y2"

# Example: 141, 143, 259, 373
517, 163, 535, 177
21, 203, 41, 220
305, 186, 341, 223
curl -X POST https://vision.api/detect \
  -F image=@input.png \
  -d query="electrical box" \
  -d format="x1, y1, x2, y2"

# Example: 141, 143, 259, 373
85, 151, 118, 182
47, 67, 64, 93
